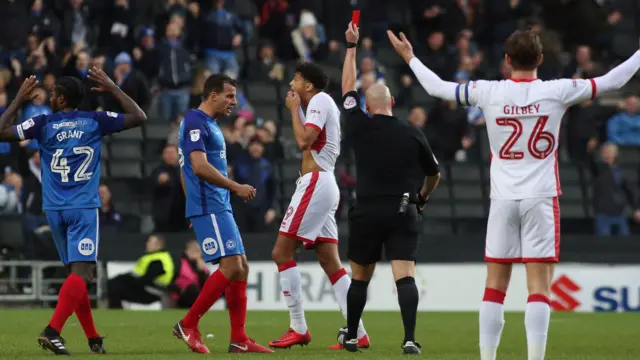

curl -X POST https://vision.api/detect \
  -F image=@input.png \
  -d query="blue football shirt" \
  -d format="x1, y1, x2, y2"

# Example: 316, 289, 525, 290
179, 109, 231, 218
13, 111, 125, 210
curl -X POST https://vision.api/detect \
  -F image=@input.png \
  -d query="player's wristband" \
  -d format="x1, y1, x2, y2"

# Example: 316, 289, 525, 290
346, 42, 357, 48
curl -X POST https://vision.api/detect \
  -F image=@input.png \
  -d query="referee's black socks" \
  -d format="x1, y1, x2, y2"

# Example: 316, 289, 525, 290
346, 279, 369, 341
396, 276, 418, 343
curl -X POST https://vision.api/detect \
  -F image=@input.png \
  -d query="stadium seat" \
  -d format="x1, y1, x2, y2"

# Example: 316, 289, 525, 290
143, 161, 161, 177
113, 127, 143, 141
110, 142, 142, 159
246, 82, 278, 104
254, 105, 280, 122
145, 124, 170, 140
454, 203, 486, 218
110, 161, 143, 179
453, 184, 484, 200
100, 144, 109, 160
449, 163, 482, 182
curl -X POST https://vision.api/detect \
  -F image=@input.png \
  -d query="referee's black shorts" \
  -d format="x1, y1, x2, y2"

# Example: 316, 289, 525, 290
347, 199, 421, 265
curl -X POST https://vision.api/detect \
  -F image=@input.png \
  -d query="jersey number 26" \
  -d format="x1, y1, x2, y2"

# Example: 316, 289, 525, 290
51, 147, 94, 183
497, 116, 555, 160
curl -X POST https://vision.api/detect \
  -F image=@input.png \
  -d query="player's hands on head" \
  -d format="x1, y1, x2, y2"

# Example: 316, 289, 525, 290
345, 21, 359, 43
87, 66, 118, 93
234, 184, 257, 201
285, 91, 301, 110
387, 31, 415, 63
16, 75, 39, 102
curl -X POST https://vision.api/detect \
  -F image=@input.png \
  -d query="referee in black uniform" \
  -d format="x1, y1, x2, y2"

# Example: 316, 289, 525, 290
340, 22, 441, 355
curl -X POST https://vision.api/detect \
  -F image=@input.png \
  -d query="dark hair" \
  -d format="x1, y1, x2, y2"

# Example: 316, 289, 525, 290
295, 62, 328, 91
203, 73, 237, 98
503, 30, 543, 71
54, 76, 85, 108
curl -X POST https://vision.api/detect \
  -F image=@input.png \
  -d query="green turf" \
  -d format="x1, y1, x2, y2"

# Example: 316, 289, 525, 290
0, 309, 638, 359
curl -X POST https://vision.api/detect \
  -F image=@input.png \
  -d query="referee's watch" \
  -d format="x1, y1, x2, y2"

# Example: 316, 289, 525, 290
346, 42, 357, 48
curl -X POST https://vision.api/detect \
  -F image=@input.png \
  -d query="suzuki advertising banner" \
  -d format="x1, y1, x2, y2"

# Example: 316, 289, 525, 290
106, 262, 640, 312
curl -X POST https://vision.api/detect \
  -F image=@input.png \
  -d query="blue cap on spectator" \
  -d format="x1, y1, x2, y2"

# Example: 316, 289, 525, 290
139, 27, 154, 39
115, 52, 132, 65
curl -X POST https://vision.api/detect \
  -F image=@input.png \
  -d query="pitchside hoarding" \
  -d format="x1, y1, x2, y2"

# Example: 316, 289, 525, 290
106, 262, 640, 312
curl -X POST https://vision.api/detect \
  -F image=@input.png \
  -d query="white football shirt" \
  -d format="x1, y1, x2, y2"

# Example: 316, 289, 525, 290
457, 78, 596, 199
298, 92, 341, 172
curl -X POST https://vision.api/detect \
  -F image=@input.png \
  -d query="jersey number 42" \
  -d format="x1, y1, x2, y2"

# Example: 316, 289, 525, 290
51, 147, 94, 183
497, 116, 555, 160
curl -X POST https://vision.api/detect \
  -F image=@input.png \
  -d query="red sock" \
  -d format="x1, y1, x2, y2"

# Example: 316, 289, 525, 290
225, 281, 248, 342
49, 274, 86, 333
182, 270, 230, 329
75, 286, 99, 339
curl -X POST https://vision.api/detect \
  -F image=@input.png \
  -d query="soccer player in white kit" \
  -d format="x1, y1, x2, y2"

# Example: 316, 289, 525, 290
269, 62, 369, 350
389, 29, 640, 360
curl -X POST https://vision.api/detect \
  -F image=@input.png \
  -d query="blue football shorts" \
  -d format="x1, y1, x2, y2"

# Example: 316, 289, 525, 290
190, 210, 245, 264
45, 208, 100, 265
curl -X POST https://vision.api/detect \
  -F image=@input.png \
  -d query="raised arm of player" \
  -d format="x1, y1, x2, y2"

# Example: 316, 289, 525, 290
342, 22, 359, 96
287, 91, 320, 151
593, 50, 640, 94
87, 67, 147, 129
387, 31, 458, 101
0, 76, 39, 141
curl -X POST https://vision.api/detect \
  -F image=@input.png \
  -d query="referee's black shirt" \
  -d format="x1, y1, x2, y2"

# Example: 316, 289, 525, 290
341, 91, 440, 201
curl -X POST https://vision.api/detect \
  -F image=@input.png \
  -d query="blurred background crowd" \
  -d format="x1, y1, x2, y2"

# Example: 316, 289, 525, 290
1, 0, 640, 265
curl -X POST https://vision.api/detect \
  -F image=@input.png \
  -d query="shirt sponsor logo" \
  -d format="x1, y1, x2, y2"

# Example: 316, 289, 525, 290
106, 111, 118, 118
190, 129, 201, 142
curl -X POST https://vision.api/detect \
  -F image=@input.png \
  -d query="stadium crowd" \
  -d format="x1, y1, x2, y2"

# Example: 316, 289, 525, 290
1, 0, 640, 258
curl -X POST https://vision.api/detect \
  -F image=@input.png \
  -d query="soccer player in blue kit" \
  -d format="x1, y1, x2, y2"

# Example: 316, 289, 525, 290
172, 73, 272, 354
0, 69, 146, 355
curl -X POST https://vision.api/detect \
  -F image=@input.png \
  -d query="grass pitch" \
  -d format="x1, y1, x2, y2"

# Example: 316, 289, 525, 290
0, 309, 637, 359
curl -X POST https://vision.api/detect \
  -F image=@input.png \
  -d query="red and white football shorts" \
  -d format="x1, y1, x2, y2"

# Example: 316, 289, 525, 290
485, 197, 560, 263
279, 171, 339, 248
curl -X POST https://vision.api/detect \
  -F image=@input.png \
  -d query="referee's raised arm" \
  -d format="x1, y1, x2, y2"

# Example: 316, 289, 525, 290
342, 22, 358, 97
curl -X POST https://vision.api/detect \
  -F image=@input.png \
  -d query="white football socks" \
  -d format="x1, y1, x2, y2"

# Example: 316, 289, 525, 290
479, 288, 506, 360
278, 262, 307, 334
525, 295, 551, 360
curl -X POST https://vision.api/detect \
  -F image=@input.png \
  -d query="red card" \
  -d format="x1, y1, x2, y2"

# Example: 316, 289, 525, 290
352, 10, 360, 27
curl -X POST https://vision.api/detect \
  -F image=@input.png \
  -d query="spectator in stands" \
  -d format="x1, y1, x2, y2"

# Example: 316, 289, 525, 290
566, 99, 600, 163
29, 0, 60, 40
133, 28, 161, 83
20, 150, 49, 260
527, 17, 563, 80
0, 0, 31, 57
150, 145, 188, 233
169, 240, 210, 308
233, 137, 276, 232
291, 10, 327, 61
157, 22, 192, 122
355, 55, 385, 90
590, 143, 640, 236
99, 184, 121, 228
58, 0, 93, 51
97, 0, 136, 56
248, 41, 286, 81
607, 95, 640, 146
256, 119, 284, 162
102, 52, 150, 113
21, 87, 51, 121
357, 72, 375, 112
107, 234, 175, 308
189, 67, 212, 108
62, 46, 90, 80
564, 45, 603, 80
221, 122, 244, 163
427, 99, 473, 162
0, 170, 22, 214
199, 0, 243, 77
258, 0, 295, 59
408, 106, 427, 130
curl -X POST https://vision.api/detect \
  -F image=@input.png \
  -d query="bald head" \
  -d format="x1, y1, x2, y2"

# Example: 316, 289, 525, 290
365, 83, 392, 109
